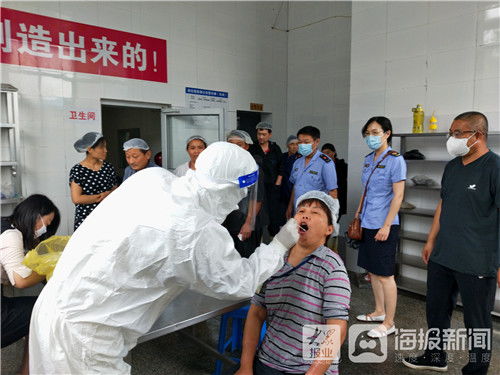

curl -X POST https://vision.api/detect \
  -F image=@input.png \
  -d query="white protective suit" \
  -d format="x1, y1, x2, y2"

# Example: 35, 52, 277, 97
29, 142, 298, 374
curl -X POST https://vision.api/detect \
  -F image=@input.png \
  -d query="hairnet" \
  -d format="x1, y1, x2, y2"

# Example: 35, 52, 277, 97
256, 122, 272, 130
123, 138, 150, 151
226, 130, 253, 145
195, 142, 258, 187
296, 190, 340, 236
186, 135, 207, 146
287, 135, 298, 145
74, 132, 103, 152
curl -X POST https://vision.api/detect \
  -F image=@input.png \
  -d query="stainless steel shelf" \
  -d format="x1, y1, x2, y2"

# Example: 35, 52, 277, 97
0, 123, 14, 128
400, 208, 435, 217
407, 184, 441, 190
404, 159, 450, 163
0, 161, 17, 167
399, 253, 427, 270
393, 132, 448, 137
0, 197, 23, 204
400, 231, 428, 242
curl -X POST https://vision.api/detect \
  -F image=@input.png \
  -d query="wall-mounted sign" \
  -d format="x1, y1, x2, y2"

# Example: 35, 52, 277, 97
66, 108, 100, 124
185, 87, 228, 110
0, 7, 167, 83
250, 103, 263, 111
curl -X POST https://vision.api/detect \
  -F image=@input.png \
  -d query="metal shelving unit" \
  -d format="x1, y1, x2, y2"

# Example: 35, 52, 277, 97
1, 83, 23, 212
394, 131, 500, 317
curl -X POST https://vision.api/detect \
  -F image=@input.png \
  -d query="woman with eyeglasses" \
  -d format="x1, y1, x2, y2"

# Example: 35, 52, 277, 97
0, 194, 60, 374
354, 116, 407, 339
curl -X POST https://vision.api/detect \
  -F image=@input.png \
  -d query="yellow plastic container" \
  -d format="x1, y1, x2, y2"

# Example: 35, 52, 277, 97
412, 104, 424, 133
429, 112, 438, 132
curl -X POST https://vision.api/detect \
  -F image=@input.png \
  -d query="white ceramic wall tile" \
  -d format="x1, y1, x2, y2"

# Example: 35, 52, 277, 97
428, 1, 477, 23
349, 90, 386, 123
352, 1, 387, 15
474, 78, 500, 112
387, 1, 428, 32
427, 13, 477, 52
477, 6, 500, 46
97, 3, 132, 33
475, 43, 500, 79
351, 3, 387, 41
350, 63, 386, 95
426, 81, 474, 114
428, 47, 476, 85
386, 56, 427, 90
59, 1, 99, 26
385, 86, 427, 118
387, 25, 428, 60
351, 34, 387, 68
170, 3, 197, 48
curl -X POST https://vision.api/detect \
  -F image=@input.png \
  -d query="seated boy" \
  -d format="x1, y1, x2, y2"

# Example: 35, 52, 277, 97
236, 191, 351, 375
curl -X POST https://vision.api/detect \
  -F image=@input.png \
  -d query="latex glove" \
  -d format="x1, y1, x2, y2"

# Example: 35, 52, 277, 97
272, 218, 299, 250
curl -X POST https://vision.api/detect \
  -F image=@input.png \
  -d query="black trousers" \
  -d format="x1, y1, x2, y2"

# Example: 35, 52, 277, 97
228, 228, 263, 259
1, 295, 37, 348
425, 261, 496, 375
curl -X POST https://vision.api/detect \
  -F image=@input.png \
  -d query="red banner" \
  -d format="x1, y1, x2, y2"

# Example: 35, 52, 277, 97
0, 7, 167, 83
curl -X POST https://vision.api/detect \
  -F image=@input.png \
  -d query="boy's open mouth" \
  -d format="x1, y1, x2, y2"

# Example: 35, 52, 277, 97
299, 222, 309, 233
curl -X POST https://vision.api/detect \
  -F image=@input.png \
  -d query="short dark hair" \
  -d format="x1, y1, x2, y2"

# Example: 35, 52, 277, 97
454, 111, 488, 137
8, 194, 60, 251
297, 126, 320, 140
297, 198, 333, 226
361, 116, 393, 144
86, 137, 106, 155
321, 143, 336, 153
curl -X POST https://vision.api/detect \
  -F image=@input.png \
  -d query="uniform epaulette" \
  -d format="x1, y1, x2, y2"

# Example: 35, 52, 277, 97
319, 154, 331, 163
388, 150, 400, 157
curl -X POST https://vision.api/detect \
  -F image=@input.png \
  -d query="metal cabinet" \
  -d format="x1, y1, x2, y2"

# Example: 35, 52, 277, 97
394, 132, 500, 317
1, 83, 23, 214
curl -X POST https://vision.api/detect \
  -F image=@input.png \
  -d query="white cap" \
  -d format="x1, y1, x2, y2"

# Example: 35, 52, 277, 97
74, 132, 103, 153
226, 130, 253, 145
123, 138, 150, 151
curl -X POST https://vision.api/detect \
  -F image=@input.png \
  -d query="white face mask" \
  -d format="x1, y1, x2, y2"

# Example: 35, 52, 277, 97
446, 133, 477, 157
34, 215, 47, 238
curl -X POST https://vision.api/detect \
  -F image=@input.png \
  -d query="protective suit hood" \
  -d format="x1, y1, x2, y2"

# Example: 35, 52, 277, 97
192, 142, 258, 223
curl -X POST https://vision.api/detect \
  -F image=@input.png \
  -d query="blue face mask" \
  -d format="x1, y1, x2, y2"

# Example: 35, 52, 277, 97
298, 143, 313, 157
365, 135, 382, 150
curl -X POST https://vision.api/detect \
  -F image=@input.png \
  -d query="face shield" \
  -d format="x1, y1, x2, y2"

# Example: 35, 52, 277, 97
234, 169, 259, 235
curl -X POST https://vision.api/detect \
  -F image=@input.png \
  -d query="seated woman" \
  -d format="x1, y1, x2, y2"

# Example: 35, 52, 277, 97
1, 194, 60, 374
174, 135, 207, 176
237, 191, 350, 375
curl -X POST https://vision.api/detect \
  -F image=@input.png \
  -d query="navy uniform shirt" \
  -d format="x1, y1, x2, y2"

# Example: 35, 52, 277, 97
290, 151, 338, 204
431, 151, 500, 277
360, 147, 406, 229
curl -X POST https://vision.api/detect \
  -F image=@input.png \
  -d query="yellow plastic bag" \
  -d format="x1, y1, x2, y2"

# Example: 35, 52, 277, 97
23, 235, 70, 280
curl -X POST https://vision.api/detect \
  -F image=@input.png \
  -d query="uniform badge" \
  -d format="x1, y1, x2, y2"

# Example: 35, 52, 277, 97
309, 170, 318, 175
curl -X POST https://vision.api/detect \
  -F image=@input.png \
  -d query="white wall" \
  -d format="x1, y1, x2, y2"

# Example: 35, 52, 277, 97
0, 1, 289, 234
346, 1, 500, 272
286, 1, 352, 163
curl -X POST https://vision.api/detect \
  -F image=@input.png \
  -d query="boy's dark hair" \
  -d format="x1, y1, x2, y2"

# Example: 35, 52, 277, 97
361, 116, 393, 144
297, 198, 333, 225
7, 194, 60, 250
297, 126, 320, 140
